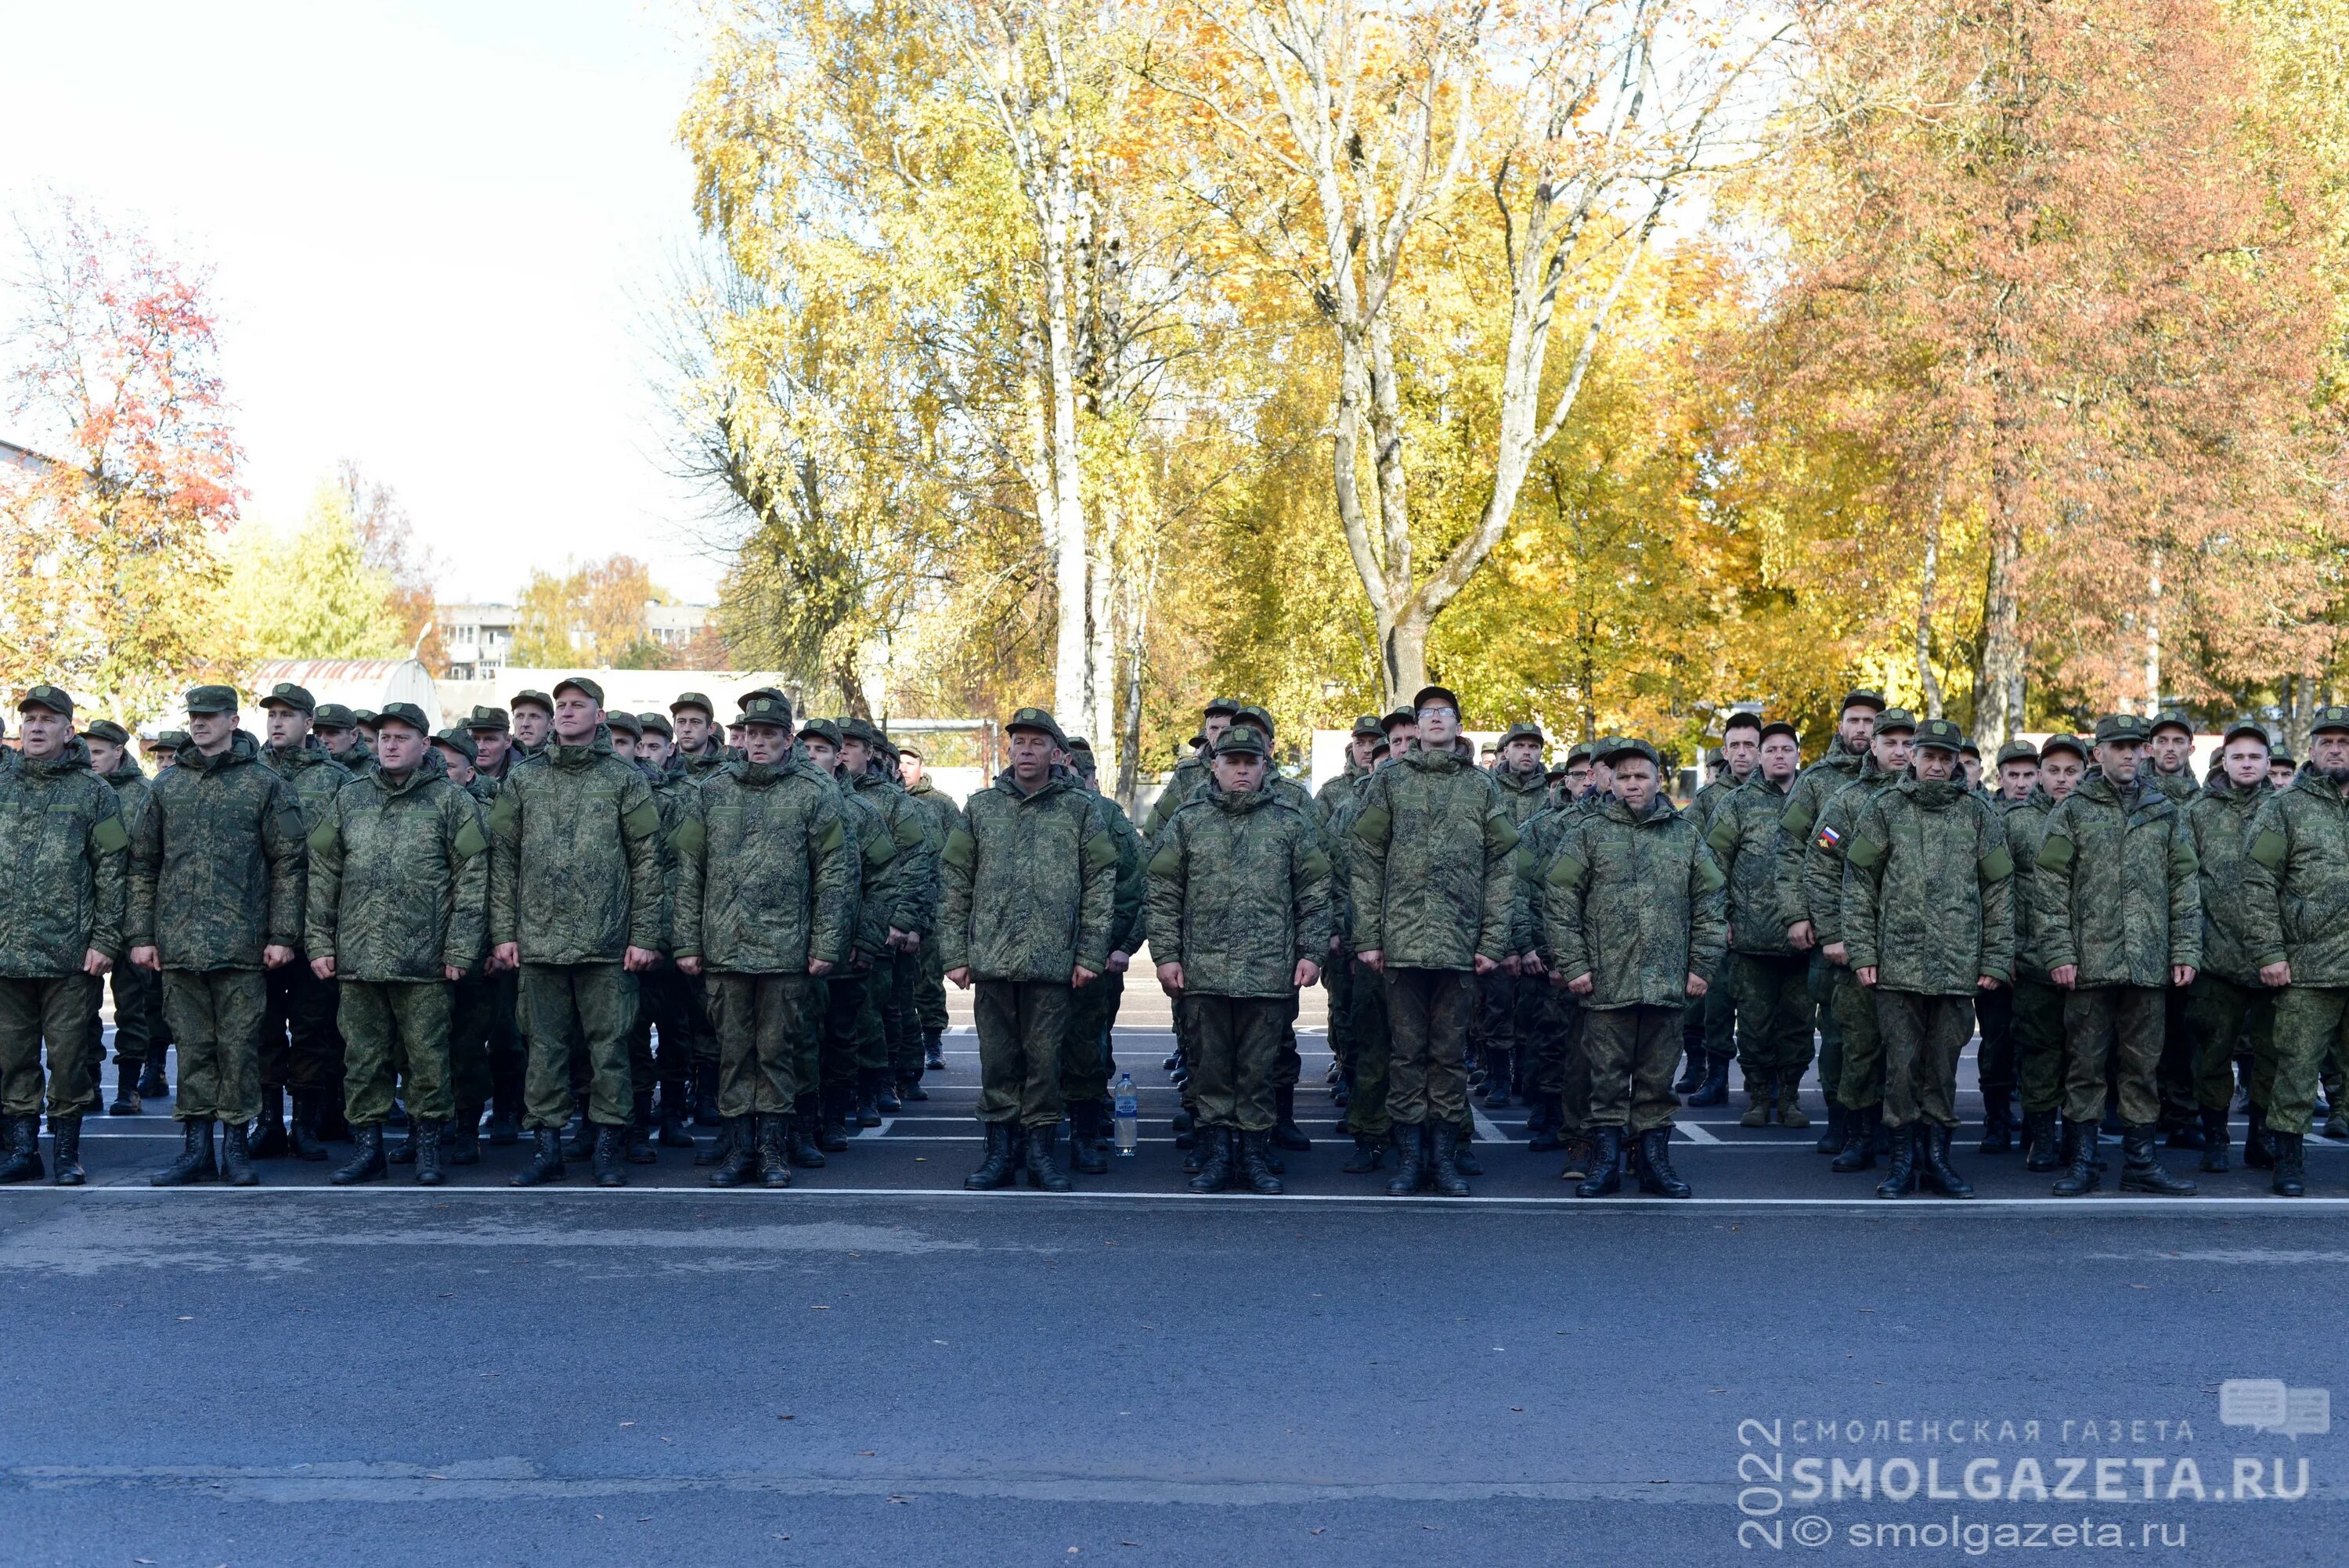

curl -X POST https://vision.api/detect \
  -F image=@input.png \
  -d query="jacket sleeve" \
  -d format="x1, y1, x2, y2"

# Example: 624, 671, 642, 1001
2032, 799, 2080, 974
263, 778, 307, 948
808, 788, 859, 967
304, 794, 345, 960
1540, 825, 1593, 984
127, 782, 161, 950
2167, 812, 2203, 971
1143, 818, 1185, 970
1347, 776, 1391, 954
1774, 773, 1820, 933
1111, 816, 1149, 953
888, 797, 936, 935
1478, 802, 1519, 961
85, 784, 128, 961
1073, 798, 1118, 975
619, 770, 666, 953
936, 802, 976, 975
2239, 797, 2289, 969
1978, 809, 2015, 983
1294, 818, 1333, 969
445, 790, 490, 973
1840, 796, 1889, 973
488, 783, 520, 950
1688, 838, 1729, 982
1802, 794, 1853, 946
673, 790, 708, 963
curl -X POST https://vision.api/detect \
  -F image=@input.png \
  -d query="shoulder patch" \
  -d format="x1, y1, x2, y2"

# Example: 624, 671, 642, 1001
1846, 834, 1885, 871
1485, 813, 1521, 856
91, 815, 130, 855
2037, 833, 2075, 871
671, 816, 705, 859
864, 827, 898, 869
1082, 828, 1117, 879
2249, 828, 2287, 870
1146, 841, 1182, 879
1301, 846, 1331, 884
622, 798, 661, 840
488, 793, 518, 838
893, 813, 925, 849
1705, 816, 1737, 856
307, 819, 337, 857
1978, 846, 2014, 882
820, 816, 849, 857
1780, 802, 1814, 838
1695, 854, 1727, 893
453, 819, 489, 860
1544, 852, 1589, 890
1351, 803, 1391, 848
940, 826, 973, 871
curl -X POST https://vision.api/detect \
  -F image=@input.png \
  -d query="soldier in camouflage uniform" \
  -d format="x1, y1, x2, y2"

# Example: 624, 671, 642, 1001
305, 705, 489, 1186
940, 708, 1118, 1193
465, 706, 514, 784
1147, 726, 1331, 1194
2238, 706, 2349, 1197
81, 719, 166, 1116
1223, 708, 1332, 1159
797, 719, 893, 1148
2179, 720, 2275, 1176
1059, 736, 1145, 1174
313, 704, 368, 768
674, 694, 859, 1187
2141, 709, 2205, 1145
508, 690, 553, 762
1315, 716, 1382, 1116
429, 726, 503, 1163
1348, 686, 1515, 1199
605, 710, 699, 1162
1146, 697, 1240, 1153
2033, 713, 2200, 1198
898, 744, 964, 1076
1972, 740, 2040, 1153
1481, 722, 1553, 1116
839, 717, 936, 1128
254, 681, 353, 1161
129, 686, 306, 1187
1774, 688, 1882, 1138
1703, 719, 1812, 1130
2001, 735, 2083, 1169
1680, 711, 1759, 1099
1842, 717, 2014, 1199
1541, 737, 1726, 1199
0, 687, 128, 1186
488, 677, 666, 1188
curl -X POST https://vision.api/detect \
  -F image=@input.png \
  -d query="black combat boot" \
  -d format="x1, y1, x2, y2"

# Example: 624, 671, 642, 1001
138, 1060, 170, 1101
1341, 1133, 1384, 1173
1069, 1104, 1109, 1176
1528, 1094, 1566, 1152
1481, 1047, 1512, 1108
1239, 1129, 1283, 1195
819, 1087, 851, 1152
1922, 1122, 1974, 1197
2244, 1104, 2275, 1169
1557, 1132, 1595, 1183
854, 1071, 884, 1129
248, 1085, 289, 1158
1635, 1126, 1691, 1198
330, 1124, 388, 1185
150, 1119, 215, 1185
1385, 1123, 1428, 1197
1814, 1102, 1846, 1156
1977, 1088, 2012, 1153
2199, 1105, 2232, 1173
709, 1118, 756, 1188
1272, 1085, 1312, 1152
654, 1080, 693, 1147
0, 1115, 41, 1184
1740, 1072, 1775, 1129
965, 1121, 1017, 1190
1831, 1106, 1878, 1173
2119, 1124, 2196, 1196
413, 1122, 445, 1186
1875, 1123, 1919, 1199
1429, 1122, 1471, 1197
49, 1116, 83, 1186
287, 1088, 328, 1161
1575, 1127, 1623, 1198
1448, 1124, 1480, 1176
511, 1126, 565, 1186
2022, 1110, 2059, 1171
1672, 1048, 1705, 1094
1188, 1128, 1234, 1193
2270, 1130, 2306, 1197
1777, 1072, 1810, 1129
110, 1058, 141, 1116
485, 1096, 521, 1146
627, 1090, 658, 1163
924, 1029, 946, 1071
788, 1099, 828, 1168
874, 1074, 903, 1115
693, 1060, 723, 1128
2164, 1114, 2206, 1150
898, 1071, 928, 1103
1687, 1054, 1729, 1107
1022, 1120, 1071, 1192
448, 1109, 482, 1166
560, 1115, 595, 1160
2050, 1123, 2098, 1197
590, 1124, 626, 1187
388, 1121, 418, 1166
218, 1121, 258, 1186
759, 1116, 792, 1188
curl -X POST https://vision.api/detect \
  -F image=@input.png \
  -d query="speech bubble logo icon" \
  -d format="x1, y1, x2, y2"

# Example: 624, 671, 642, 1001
2220, 1379, 2290, 1432
2282, 1387, 2330, 1440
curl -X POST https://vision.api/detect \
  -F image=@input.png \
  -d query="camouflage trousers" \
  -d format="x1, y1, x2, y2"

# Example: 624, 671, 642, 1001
0, 973, 99, 1119
708, 971, 821, 1117
1808, 951, 1845, 1104
1340, 957, 1391, 1140
818, 967, 886, 1099
1875, 988, 1973, 1130
1974, 984, 2015, 1101
1582, 1003, 1684, 1134
1179, 993, 1286, 1131
914, 940, 949, 1033
1554, 990, 1592, 1134
260, 950, 342, 1092
972, 978, 1070, 1128
340, 979, 453, 1126
518, 961, 637, 1130
162, 968, 266, 1124
1733, 953, 1813, 1087
1828, 964, 1883, 1112
1324, 953, 1355, 1080
1382, 967, 1473, 1129
2264, 986, 2349, 1138
2185, 975, 2273, 1117
882, 949, 923, 1087
92, 961, 164, 1071
2061, 985, 2163, 1127
2011, 977, 2066, 1115
1062, 970, 1122, 1109
1682, 975, 1737, 1072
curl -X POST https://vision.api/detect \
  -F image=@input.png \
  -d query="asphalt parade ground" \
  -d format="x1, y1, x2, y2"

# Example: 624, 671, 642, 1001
5, 998, 2347, 1565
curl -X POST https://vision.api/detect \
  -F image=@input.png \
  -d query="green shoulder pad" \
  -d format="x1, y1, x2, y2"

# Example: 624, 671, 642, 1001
1978, 846, 2014, 883
307, 819, 337, 857
453, 819, 489, 860
1351, 803, 1391, 847
2250, 829, 2286, 871
893, 813, 926, 849
91, 815, 130, 856
1780, 802, 1814, 838
820, 816, 850, 857
940, 827, 973, 871
2036, 833, 2074, 872
1146, 841, 1182, 879
1694, 854, 1727, 893
1544, 852, 1589, 890
670, 816, 705, 860
1300, 847, 1331, 884
622, 798, 661, 841
864, 827, 899, 869
1705, 816, 1738, 856
1846, 834, 1885, 871
1512, 845, 1537, 879
2170, 839, 2199, 877
488, 792, 518, 838
1082, 828, 1117, 878
1484, 813, 1521, 856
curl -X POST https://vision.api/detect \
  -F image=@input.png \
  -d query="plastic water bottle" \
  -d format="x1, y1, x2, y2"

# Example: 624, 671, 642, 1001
1113, 1071, 1138, 1156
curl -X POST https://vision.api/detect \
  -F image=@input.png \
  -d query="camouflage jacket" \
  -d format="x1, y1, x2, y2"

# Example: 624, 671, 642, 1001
641, 762, 700, 953
938, 770, 1118, 981
305, 751, 489, 981
1088, 788, 1149, 954
264, 741, 353, 946
1314, 761, 1369, 825
1998, 793, 2058, 980
128, 730, 305, 969
1348, 749, 1517, 969
1145, 781, 1332, 997
1775, 746, 1869, 932
850, 772, 939, 939
2033, 770, 2200, 986
832, 773, 897, 964
1703, 773, 1797, 957
485, 728, 666, 964
1144, 753, 1211, 839
464, 775, 500, 808
1693, 769, 1755, 836
1492, 763, 1551, 834
1539, 794, 1727, 1009
1511, 799, 1580, 956
902, 777, 966, 845
1799, 766, 1896, 949
2149, 768, 2199, 806
2239, 770, 2349, 986
1840, 776, 2015, 993
674, 758, 858, 974
0, 739, 128, 976
102, 752, 154, 837
2183, 773, 2273, 988
671, 745, 730, 784
1322, 765, 1380, 953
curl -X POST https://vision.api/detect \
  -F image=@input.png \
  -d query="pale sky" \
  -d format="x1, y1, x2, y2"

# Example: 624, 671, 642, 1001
0, 0, 729, 604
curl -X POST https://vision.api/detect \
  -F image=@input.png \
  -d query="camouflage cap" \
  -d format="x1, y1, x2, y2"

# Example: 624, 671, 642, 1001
1912, 716, 1965, 754
738, 694, 793, 730
510, 688, 554, 716
669, 690, 715, 719
1203, 695, 1243, 719
430, 727, 478, 764
603, 709, 641, 739
2221, 719, 2273, 749
1840, 687, 1886, 715
1872, 706, 1918, 737
258, 681, 315, 714
551, 676, 603, 707
1564, 740, 1596, 767
1759, 720, 1799, 745
1349, 713, 1384, 740
1706, 748, 1725, 766
637, 711, 673, 738
2311, 705, 2349, 737
1411, 684, 1463, 720
81, 718, 129, 745
467, 705, 511, 733
373, 701, 432, 736
2149, 708, 2195, 740
353, 710, 381, 733
1005, 706, 1066, 748
2271, 742, 2297, 766
797, 717, 844, 750
313, 703, 357, 731
1499, 721, 1545, 747
1066, 736, 1094, 755
152, 730, 189, 751
184, 683, 237, 716
1722, 709, 1763, 735
1232, 705, 1276, 738
1597, 736, 1660, 771
18, 683, 73, 718
2039, 733, 2091, 762
1960, 738, 1983, 758
838, 715, 883, 747
1994, 738, 2041, 767
1213, 726, 1268, 759
739, 685, 788, 711
2092, 712, 2148, 744
1380, 708, 1416, 737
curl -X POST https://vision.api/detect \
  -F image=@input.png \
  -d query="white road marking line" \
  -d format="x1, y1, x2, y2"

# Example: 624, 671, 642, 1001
1676, 1121, 1722, 1144
1470, 1108, 1504, 1143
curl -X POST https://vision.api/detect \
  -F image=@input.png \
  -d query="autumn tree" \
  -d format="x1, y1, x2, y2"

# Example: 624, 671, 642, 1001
337, 460, 446, 669
223, 483, 406, 661
511, 555, 674, 669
